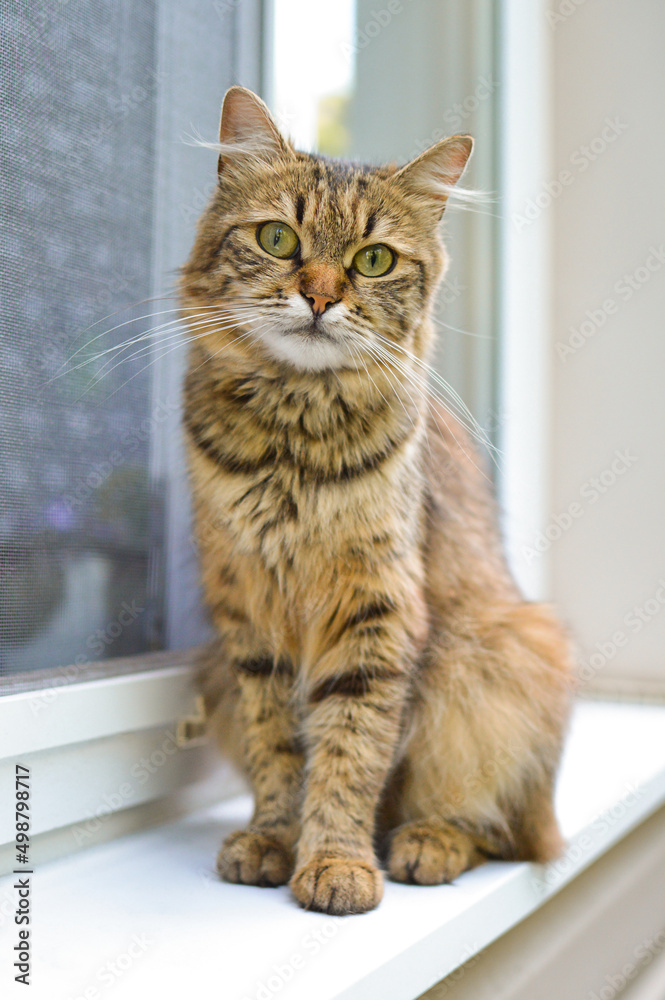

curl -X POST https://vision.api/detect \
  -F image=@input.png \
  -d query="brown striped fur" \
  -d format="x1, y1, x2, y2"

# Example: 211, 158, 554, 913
181, 88, 573, 915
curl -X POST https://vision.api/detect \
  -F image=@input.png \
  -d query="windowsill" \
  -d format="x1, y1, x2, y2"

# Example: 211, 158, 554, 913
4, 699, 665, 1000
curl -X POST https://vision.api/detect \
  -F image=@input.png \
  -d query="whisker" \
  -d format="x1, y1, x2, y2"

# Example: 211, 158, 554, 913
79, 323, 263, 404
60, 301, 260, 372
359, 335, 497, 482
397, 360, 499, 469
56, 288, 181, 362
54, 310, 262, 384
440, 188, 501, 220
81, 326, 210, 390
443, 202, 502, 220
86, 312, 257, 373
362, 342, 438, 461
371, 331, 500, 459
54, 312, 216, 376
59, 304, 194, 370
79, 316, 256, 393
431, 313, 493, 340
360, 341, 421, 437
360, 338, 453, 454
353, 345, 391, 413
362, 340, 435, 465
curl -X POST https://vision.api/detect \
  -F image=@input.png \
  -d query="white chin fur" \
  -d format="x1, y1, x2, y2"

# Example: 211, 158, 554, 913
250, 297, 353, 371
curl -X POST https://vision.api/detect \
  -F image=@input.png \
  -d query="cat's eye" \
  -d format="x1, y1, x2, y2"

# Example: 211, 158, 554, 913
352, 244, 395, 277
257, 221, 300, 259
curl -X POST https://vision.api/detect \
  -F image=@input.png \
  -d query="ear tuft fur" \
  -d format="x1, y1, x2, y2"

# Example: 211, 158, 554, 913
394, 135, 474, 208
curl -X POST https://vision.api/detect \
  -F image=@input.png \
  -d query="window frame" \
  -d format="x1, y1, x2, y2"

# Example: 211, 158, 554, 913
495, 0, 554, 602
0, 660, 202, 865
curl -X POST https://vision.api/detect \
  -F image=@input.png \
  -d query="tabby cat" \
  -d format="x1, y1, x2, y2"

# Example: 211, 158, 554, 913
181, 86, 573, 915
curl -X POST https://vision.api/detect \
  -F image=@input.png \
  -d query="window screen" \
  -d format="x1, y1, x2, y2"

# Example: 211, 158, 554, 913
0, 0, 245, 688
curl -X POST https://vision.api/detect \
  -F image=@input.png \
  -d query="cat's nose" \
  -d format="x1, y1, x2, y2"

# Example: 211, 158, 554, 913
301, 291, 338, 316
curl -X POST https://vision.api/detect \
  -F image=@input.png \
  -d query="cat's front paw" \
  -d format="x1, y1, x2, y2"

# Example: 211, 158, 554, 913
217, 829, 294, 887
387, 820, 478, 885
290, 854, 383, 915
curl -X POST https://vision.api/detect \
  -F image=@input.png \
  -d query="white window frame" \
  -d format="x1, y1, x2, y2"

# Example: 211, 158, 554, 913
0, 659, 207, 869
496, 0, 554, 602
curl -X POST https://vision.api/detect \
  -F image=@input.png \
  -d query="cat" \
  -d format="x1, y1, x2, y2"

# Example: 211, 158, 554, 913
180, 86, 573, 915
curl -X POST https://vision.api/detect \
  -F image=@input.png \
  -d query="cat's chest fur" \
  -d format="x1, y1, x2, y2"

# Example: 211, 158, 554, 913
184, 355, 425, 575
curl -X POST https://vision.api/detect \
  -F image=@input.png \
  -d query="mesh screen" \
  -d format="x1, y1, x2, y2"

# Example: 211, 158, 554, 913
1, 2, 170, 682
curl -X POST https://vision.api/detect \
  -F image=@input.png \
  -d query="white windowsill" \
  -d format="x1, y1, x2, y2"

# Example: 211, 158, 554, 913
3, 699, 665, 1000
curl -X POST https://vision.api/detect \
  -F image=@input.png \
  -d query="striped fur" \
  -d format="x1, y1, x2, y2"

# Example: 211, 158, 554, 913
182, 88, 573, 915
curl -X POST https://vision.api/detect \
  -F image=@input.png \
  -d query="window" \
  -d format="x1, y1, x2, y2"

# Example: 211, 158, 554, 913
2, 0, 661, 867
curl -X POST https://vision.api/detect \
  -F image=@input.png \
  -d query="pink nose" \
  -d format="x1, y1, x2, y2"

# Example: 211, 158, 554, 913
302, 291, 337, 316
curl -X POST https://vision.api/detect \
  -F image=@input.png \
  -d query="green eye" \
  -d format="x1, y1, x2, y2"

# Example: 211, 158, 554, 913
257, 221, 299, 259
352, 244, 395, 277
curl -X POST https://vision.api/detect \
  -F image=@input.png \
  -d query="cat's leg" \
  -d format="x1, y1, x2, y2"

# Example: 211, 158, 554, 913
215, 644, 304, 888
290, 579, 424, 915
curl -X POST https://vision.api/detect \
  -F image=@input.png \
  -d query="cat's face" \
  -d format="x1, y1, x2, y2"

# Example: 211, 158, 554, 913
181, 88, 472, 372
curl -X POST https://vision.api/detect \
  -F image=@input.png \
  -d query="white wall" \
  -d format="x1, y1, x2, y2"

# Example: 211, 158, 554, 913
549, 0, 665, 685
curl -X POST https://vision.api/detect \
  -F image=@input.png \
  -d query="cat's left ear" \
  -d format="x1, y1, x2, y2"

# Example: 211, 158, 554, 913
217, 86, 295, 174
393, 135, 473, 213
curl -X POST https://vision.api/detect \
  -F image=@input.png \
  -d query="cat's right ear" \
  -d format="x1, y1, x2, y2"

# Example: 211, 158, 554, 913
217, 86, 294, 174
